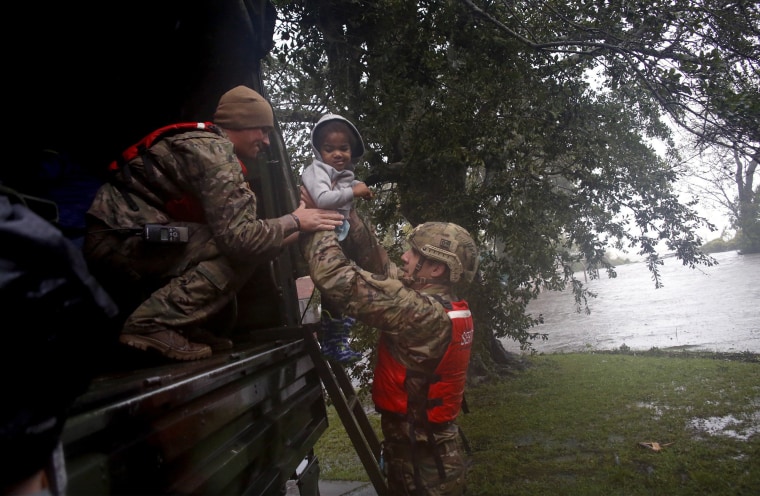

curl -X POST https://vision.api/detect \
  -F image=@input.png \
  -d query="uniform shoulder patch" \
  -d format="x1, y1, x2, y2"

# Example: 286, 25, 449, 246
371, 274, 388, 281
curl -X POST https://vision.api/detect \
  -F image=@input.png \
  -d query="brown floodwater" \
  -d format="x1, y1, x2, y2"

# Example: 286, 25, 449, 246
502, 250, 760, 354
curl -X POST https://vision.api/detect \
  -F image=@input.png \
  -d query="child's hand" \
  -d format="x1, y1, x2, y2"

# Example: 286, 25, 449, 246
353, 182, 374, 200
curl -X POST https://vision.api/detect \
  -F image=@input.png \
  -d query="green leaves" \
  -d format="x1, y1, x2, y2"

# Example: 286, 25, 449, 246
264, 0, 755, 368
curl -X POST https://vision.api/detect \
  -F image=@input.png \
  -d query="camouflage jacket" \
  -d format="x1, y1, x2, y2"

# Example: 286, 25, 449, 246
301, 230, 453, 373
87, 129, 289, 263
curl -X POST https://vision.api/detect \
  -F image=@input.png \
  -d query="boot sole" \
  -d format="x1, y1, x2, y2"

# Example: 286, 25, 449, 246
186, 333, 233, 352
119, 334, 212, 361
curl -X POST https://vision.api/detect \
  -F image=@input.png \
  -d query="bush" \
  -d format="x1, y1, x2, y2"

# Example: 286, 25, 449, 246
701, 236, 739, 253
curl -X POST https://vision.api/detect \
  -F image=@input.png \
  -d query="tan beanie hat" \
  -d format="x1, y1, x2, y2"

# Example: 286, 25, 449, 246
214, 85, 274, 130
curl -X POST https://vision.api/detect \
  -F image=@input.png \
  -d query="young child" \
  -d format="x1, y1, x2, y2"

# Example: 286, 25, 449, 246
301, 114, 373, 363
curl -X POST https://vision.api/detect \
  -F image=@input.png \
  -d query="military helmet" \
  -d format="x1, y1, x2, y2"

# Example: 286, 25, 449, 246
408, 222, 479, 283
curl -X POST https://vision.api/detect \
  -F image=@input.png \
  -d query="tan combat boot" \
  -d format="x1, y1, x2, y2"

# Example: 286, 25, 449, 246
119, 330, 212, 360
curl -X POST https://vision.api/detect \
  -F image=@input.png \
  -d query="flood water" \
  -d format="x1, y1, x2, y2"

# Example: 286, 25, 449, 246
501, 250, 760, 354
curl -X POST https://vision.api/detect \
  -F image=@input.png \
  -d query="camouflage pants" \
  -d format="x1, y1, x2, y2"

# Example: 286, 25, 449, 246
321, 208, 394, 318
342, 208, 392, 276
381, 417, 469, 496
84, 220, 257, 334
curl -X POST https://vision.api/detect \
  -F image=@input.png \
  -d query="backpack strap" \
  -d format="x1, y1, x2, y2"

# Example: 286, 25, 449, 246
108, 122, 221, 176
107, 122, 222, 212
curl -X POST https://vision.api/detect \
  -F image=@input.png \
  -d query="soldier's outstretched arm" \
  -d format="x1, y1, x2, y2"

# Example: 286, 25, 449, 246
300, 230, 447, 363
290, 201, 344, 232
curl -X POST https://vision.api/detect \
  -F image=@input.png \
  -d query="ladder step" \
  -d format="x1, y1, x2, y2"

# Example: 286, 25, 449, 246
302, 325, 388, 495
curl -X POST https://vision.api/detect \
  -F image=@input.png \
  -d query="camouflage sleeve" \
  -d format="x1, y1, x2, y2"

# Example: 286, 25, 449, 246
167, 134, 287, 261
301, 230, 452, 369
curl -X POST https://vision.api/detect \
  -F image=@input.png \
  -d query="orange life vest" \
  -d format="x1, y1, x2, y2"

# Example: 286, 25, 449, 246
372, 299, 474, 424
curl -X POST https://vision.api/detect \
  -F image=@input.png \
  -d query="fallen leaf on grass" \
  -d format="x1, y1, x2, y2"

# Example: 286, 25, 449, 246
638, 441, 675, 452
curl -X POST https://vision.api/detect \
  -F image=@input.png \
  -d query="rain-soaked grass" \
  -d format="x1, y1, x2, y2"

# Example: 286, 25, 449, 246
314, 350, 760, 495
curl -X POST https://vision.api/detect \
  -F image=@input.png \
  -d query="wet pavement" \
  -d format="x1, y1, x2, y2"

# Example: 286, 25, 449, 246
285, 479, 376, 495
502, 250, 760, 354
316, 480, 376, 496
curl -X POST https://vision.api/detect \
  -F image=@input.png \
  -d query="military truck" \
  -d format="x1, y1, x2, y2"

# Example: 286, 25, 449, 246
7, 1, 378, 494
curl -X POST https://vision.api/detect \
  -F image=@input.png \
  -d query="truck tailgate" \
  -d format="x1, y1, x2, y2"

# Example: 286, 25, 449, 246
62, 335, 326, 495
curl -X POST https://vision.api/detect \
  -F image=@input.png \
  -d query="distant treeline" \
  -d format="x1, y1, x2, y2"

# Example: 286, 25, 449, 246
570, 234, 739, 273
701, 235, 740, 254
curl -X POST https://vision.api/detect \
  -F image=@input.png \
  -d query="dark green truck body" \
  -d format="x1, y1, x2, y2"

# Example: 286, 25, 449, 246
62, 332, 326, 495
13, 1, 329, 494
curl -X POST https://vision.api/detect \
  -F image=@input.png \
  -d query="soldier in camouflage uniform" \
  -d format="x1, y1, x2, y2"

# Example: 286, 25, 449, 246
300, 221, 479, 496
84, 86, 344, 361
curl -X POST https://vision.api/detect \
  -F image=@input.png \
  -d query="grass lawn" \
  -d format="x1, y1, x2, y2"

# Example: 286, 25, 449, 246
314, 351, 760, 495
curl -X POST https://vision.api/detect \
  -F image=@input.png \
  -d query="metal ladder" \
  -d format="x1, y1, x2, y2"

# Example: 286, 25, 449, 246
301, 324, 389, 496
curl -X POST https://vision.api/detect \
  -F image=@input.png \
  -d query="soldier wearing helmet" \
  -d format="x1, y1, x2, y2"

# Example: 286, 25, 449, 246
403, 222, 479, 286
300, 220, 479, 495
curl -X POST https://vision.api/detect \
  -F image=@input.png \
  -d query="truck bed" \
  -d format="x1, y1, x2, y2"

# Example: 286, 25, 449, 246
62, 330, 326, 495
